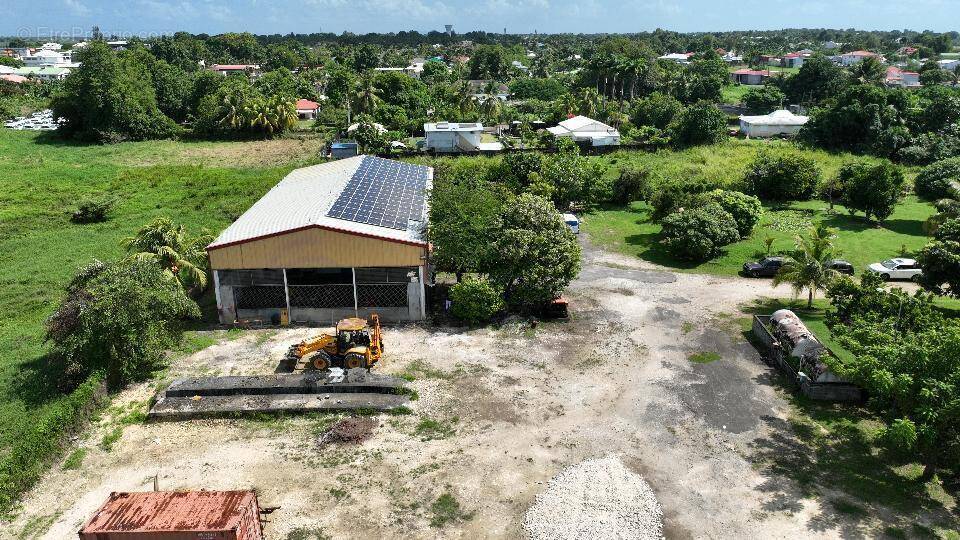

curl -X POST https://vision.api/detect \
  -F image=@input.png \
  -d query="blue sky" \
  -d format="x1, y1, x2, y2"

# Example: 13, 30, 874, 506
5, 0, 959, 38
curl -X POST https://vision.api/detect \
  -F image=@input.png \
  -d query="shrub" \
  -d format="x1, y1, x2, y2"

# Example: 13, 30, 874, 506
449, 278, 504, 325
46, 259, 200, 388
611, 166, 651, 204
631, 92, 682, 130
661, 203, 741, 261
648, 177, 722, 220
744, 151, 821, 202
699, 189, 763, 237
742, 85, 785, 114
71, 196, 114, 224
914, 157, 960, 200
667, 101, 727, 147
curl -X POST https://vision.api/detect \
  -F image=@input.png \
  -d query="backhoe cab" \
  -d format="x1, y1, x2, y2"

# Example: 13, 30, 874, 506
289, 314, 383, 370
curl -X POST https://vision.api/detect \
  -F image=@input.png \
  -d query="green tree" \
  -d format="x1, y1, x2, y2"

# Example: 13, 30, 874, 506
915, 157, 960, 201
849, 56, 886, 85
51, 42, 177, 142
508, 78, 568, 100
682, 50, 728, 103
660, 203, 740, 261
699, 189, 763, 237
428, 178, 509, 280
838, 161, 906, 223
744, 150, 822, 202
538, 139, 607, 210
489, 194, 581, 307
667, 100, 726, 147
783, 54, 849, 105
631, 92, 682, 129
772, 224, 842, 308
742, 85, 785, 114
45, 259, 200, 388
122, 217, 212, 290
917, 218, 960, 297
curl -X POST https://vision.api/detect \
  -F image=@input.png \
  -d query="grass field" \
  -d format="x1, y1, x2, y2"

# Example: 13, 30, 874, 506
721, 84, 752, 105
0, 130, 318, 510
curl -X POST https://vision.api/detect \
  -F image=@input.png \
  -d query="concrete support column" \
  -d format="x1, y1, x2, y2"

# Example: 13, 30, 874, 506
213, 270, 222, 312
417, 266, 426, 319
282, 268, 291, 320
351, 267, 359, 317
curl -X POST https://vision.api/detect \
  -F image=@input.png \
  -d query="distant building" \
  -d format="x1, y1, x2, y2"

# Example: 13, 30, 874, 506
423, 122, 502, 153
782, 52, 805, 68
21, 48, 73, 68
547, 115, 621, 147
0, 74, 29, 84
12, 66, 70, 81
938, 59, 960, 72
295, 99, 320, 120
209, 64, 262, 78
658, 52, 695, 64
839, 50, 883, 66
885, 66, 921, 88
739, 109, 809, 138
730, 68, 770, 85
897, 46, 919, 57
822, 41, 841, 50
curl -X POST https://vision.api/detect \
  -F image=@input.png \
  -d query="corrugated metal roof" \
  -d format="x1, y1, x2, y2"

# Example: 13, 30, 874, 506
739, 109, 809, 126
208, 155, 431, 250
80, 490, 256, 533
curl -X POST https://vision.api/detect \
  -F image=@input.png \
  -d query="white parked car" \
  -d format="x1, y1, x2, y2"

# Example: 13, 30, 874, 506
563, 213, 580, 234
867, 258, 922, 281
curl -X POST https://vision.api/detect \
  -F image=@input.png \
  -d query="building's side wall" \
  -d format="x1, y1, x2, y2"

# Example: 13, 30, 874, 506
208, 227, 425, 270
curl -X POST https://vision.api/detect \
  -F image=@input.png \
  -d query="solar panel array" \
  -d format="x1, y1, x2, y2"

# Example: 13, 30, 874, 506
326, 156, 428, 230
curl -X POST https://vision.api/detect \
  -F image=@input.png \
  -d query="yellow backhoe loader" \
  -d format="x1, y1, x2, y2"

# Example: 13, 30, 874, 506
287, 314, 383, 370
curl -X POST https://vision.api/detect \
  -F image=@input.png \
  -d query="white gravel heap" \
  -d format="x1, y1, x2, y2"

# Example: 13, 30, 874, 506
523, 456, 664, 540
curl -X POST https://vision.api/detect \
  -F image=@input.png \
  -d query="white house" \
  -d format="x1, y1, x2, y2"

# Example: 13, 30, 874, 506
423, 122, 502, 153
840, 50, 884, 66
822, 41, 841, 50
739, 109, 809, 138
295, 99, 320, 120
547, 115, 621, 147
938, 59, 960, 73
22, 49, 72, 67
658, 52, 695, 64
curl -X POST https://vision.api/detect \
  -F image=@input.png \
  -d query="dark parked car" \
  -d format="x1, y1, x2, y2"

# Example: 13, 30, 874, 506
826, 259, 855, 275
743, 256, 784, 277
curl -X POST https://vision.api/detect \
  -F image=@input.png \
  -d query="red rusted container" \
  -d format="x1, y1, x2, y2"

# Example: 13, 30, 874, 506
78, 490, 264, 540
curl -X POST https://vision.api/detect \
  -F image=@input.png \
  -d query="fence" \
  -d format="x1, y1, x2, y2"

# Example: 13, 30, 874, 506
233, 283, 408, 310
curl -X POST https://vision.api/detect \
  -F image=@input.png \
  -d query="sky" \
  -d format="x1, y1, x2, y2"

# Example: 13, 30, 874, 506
5, 0, 959, 39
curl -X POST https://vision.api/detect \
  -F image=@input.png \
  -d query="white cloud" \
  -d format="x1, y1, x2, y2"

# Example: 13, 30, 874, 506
63, 0, 90, 15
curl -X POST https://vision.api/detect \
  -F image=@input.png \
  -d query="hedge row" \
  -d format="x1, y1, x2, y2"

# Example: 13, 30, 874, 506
0, 373, 106, 513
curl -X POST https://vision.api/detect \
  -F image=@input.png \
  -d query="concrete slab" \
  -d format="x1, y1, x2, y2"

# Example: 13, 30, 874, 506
149, 392, 409, 420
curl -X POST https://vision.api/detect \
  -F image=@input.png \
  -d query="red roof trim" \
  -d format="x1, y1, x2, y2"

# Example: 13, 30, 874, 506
207, 223, 429, 252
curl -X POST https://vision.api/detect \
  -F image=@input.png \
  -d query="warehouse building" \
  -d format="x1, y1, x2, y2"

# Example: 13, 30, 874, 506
207, 155, 431, 324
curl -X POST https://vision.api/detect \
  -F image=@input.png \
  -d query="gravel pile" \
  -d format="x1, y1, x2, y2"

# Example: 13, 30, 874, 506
523, 456, 664, 540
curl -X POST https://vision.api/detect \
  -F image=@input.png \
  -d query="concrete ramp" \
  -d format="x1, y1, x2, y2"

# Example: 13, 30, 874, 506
149, 369, 410, 420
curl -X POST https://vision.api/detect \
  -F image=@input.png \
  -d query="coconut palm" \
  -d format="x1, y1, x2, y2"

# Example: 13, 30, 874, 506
480, 96, 503, 124
773, 223, 842, 309
353, 76, 382, 115
578, 88, 602, 118
122, 218, 213, 290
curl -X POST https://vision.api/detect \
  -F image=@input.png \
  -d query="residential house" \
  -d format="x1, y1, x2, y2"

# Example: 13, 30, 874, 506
822, 41, 841, 50
897, 46, 919, 57
295, 99, 320, 120
730, 68, 770, 85
0, 74, 29, 84
739, 109, 809, 138
782, 52, 805, 68
547, 115, 620, 147
938, 59, 960, 73
658, 52, 695, 64
13, 66, 70, 81
22, 48, 72, 67
839, 50, 883, 66
511, 60, 529, 73
209, 64, 262, 78
885, 66, 920, 87
423, 122, 503, 153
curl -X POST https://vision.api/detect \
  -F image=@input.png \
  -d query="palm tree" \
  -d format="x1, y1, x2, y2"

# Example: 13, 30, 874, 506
480, 96, 503, 124
558, 93, 578, 117
122, 218, 213, 290
457, 82, 476, 116
773, 223, 842, 309
353, 76, 382, 115
578, 88, 602, 118
216, 90, 247, 131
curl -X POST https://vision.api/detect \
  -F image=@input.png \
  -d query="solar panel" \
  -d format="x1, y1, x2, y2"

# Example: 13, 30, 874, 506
326, 156, 428, 230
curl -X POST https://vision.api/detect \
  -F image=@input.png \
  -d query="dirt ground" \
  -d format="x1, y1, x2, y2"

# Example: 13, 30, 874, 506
3, 241, 930, 539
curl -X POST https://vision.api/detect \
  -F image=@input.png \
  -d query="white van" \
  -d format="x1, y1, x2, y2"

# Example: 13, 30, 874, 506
562, 213, 579, 234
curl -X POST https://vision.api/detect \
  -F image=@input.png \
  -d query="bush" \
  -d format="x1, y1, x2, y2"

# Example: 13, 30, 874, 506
744, 151, 821, 202
611, 166, 651, 204
742, 85, 786, 114
661, 203, 741, 261
699, 189, 763, 237
71, 196, 114, 224
648, 177, 723, 220
46, 259, 200, 388
667, 101, 727, 147
914, 157, 960, 200
449, 278, 504, 325
631, 92, 682, 129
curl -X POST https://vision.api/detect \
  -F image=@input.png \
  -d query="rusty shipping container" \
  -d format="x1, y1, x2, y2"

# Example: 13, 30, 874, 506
78, 490, 264, 540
